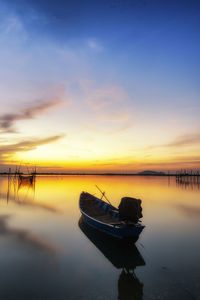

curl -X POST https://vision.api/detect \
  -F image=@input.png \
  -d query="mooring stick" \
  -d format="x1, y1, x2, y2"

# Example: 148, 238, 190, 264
95, 185, 112, 206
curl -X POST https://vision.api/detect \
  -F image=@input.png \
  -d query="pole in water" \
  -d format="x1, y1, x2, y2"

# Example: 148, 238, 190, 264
95, 185, 112, 206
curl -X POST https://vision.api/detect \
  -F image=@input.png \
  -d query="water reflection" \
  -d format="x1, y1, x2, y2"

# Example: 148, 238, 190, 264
176, 203, 200, 218
4, 175, 59, 213
176, 179, 200, 190
0, 214, 57, 254
118, 271, 143, 300
6, 174, 35, 202
79, 217, 145, 300
0, 175, 199, 299
18, 174, 36, 192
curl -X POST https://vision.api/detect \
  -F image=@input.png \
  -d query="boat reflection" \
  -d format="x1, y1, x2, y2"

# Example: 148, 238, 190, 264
4, 175, 59, 214
79, 217, 145, 300
118, 270, 143, 300
18, 174, 36, 191
6, 174, 35, 203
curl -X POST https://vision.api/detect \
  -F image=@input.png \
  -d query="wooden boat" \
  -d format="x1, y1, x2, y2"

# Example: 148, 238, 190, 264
79, 192, 145, 241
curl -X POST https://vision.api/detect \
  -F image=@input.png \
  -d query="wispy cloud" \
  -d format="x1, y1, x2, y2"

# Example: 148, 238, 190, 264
139, 160, 200, 169
0, 97, 64, 133
85, 122, 132, 135
80, 83, 134, 134
86, 85, 127, 110
90, 155, 200, 171
0, 135, 65, 159
87, 39, 103, 52
98, 110, 132, 123
164, 133, 200, 148
148, 133, 200, 150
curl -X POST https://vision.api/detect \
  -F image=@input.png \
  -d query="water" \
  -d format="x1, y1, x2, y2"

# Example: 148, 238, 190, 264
0, 175, 199, 300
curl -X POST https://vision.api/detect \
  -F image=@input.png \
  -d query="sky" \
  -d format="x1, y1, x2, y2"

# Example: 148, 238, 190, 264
0, 0, 200, 173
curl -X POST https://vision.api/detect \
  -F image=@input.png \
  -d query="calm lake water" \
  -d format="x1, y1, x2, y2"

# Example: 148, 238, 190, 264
0, 175, 199, 300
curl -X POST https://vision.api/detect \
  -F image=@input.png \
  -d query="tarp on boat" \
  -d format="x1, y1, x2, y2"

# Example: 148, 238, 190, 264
118, 197, 143, 223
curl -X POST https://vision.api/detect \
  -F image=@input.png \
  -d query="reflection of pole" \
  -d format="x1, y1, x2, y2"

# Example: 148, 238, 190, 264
33, 175, 36, 199
7, 168, 11, 203
118, 269, 143, 300
168, 171, 170, 186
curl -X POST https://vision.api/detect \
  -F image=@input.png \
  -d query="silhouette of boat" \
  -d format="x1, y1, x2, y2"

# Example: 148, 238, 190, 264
79, 192, 145, 241
79, 217, 145, 300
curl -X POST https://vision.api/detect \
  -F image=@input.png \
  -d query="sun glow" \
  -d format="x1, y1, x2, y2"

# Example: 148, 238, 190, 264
0, 0, 199, 173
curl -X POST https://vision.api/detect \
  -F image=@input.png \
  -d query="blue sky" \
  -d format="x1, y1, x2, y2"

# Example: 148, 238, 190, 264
0, 0, 200, 172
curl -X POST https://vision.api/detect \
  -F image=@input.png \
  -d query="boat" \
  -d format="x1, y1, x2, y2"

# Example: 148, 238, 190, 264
79, 192, 145, 241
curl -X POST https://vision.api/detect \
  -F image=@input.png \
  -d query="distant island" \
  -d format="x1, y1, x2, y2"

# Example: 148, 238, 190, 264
137, 170, 166, 175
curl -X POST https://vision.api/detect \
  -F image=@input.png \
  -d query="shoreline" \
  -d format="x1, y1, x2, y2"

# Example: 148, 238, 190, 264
0, 173, 197, 176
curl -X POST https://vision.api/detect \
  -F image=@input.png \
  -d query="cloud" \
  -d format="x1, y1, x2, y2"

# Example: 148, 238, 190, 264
98, 110, 132, 123
138, 160, 200, 170
0, 97, 64, 133
165, 133, 200, 148
0, 162, 64, 173
80, 83, 134, 134
85, 122, 132, 135
86, 85, 127, 110
2, 15, 21, 34
87, 39, 103, 51
0, 134, 65, 159
90, 155, 200, 172
149, 133, 200, 150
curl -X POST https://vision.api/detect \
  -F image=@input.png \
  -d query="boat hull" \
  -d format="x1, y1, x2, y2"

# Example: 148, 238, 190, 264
79, 194, 144, 241
79, 216, 145, 268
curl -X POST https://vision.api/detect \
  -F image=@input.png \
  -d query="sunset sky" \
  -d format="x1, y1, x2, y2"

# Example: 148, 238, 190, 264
0, 0, 200, 173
